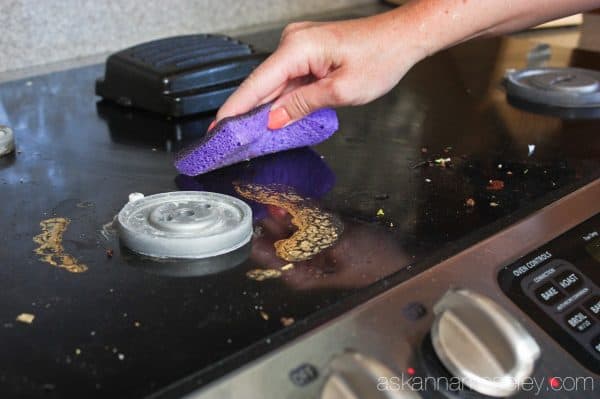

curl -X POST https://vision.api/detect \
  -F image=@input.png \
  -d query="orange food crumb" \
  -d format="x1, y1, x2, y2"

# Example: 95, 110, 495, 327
486, 180, 505, 191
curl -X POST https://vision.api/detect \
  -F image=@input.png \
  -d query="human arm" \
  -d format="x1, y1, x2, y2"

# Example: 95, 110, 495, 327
215, 0, 600, 129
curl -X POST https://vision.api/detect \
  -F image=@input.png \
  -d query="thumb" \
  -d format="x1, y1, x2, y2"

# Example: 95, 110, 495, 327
268, 78, 340, 130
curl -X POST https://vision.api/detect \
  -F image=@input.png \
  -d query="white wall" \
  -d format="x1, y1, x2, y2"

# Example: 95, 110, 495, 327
0, 0, 374, 73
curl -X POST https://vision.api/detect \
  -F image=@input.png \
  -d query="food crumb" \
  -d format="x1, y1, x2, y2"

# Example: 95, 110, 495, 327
280, 263, 294, 271
506, 171, 513, 176
134, 321, 141, 328
106, 248, 114, 258
486, 180, 505, 191
434, 157, 451, 167
260, 311, 269, 321
75, 348, 81, 355
246, 268, 282, 281
465, 198, 476, 207
490, 202, 500, 207
117, 353, 125, 361
425, 178, 432, 183
376, 209, 385, 217
280, 317, 295, 327
16, 313, 35, 324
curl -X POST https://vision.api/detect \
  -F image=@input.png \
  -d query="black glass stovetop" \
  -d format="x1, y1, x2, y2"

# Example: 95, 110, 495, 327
0, 26, 599, 398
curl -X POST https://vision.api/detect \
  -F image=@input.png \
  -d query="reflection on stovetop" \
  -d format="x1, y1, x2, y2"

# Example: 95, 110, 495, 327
0, 30, 598, 397
121, 242, 253, 278
176, 147, 336, 220
96, 100, 212, 153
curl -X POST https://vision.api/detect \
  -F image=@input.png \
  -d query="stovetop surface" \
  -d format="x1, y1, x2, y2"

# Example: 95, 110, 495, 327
0, 25, 599, 398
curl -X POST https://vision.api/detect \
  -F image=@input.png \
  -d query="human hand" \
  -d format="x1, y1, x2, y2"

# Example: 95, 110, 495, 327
215, 13, 429, 129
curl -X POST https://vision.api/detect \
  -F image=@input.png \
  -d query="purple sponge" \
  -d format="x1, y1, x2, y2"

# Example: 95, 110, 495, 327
174, 103, 338, 176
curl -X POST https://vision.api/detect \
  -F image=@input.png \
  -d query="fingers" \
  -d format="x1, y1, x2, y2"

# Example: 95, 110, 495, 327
215, 44, 308, 122
267, 73, 345, 129
211, 74, 317, 131
258, 76, 315, 108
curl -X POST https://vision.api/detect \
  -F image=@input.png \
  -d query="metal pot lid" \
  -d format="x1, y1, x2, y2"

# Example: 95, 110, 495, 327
0, 125, 15, 156
504, 67, 600, 108
117, 191, 252, 259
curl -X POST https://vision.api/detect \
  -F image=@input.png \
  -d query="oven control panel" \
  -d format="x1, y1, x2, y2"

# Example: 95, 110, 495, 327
498, 213, 600, 373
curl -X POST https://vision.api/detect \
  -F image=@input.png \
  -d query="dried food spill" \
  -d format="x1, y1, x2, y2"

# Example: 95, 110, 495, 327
33, 218, 88, 273
235, 183, 343, 262
247, 264, 295, 281
246, 268, 282, 281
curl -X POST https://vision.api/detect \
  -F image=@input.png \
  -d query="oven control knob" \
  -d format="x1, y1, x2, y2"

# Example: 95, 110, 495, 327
431, 289, 541, 397
321, 352, 422, 399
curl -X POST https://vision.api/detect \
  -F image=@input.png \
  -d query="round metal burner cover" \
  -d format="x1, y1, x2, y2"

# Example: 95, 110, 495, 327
0, 125, 15, 156
117, 191, 252, 259
505, 67, 600, 108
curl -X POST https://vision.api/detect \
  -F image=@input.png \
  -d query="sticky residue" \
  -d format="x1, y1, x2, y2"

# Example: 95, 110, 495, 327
235, 184, 342, 262
246, 268, 282, 281
76, 201, 94, 208
33, 218, 88, 273
280, 263, 294, 271
100, 216, 118, 241
280, 317, 295, 327
16, 313, 35, 324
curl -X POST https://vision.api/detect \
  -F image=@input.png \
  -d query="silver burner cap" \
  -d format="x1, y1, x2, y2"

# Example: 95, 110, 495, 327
0, 125, 15, 156
504, 67, 600, 108
117, 191, 252, 259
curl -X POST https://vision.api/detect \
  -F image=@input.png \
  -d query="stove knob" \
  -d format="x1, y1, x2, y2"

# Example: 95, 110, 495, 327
431, 289, 541, 397
321, 352, 422, 399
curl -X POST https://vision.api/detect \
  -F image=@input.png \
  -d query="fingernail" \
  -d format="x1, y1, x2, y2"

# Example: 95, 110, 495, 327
207, 120, 216, 131
267, 108, 290, 130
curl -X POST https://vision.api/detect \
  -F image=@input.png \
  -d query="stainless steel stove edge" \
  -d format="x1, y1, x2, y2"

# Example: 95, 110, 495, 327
183, 179, 600, 399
